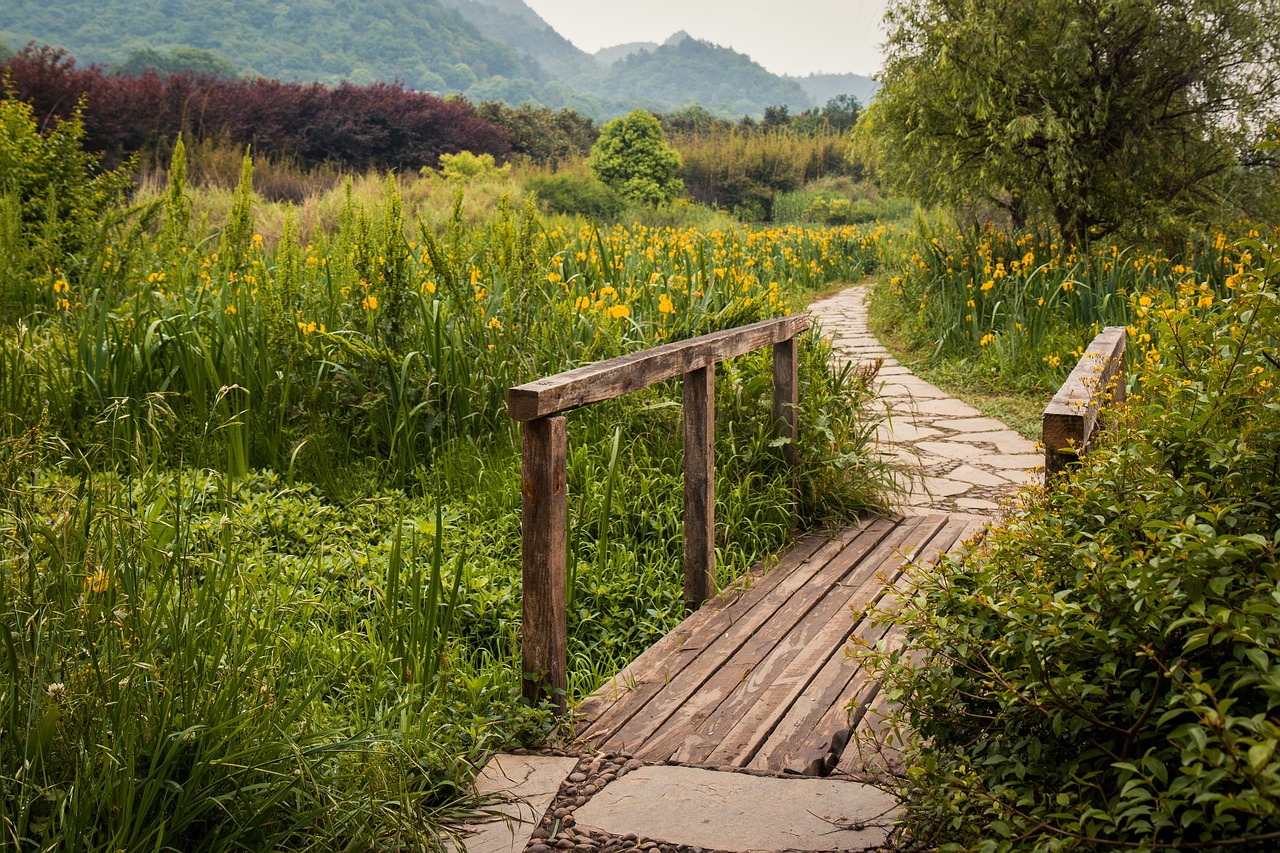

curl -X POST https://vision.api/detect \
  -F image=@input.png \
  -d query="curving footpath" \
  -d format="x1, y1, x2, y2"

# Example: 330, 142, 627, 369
453, 283, 1041, 853
810, 284, 1042, 515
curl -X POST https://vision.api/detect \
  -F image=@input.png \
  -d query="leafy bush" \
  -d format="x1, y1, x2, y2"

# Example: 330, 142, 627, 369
3, 45, 511, 171
860, 240, 1280, 850
526, 171, 623, 220
0, 94, 134, 318
586, 109, 683, 207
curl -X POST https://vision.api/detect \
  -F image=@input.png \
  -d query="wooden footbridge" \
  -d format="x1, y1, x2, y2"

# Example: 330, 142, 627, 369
507, 315, 1126, 777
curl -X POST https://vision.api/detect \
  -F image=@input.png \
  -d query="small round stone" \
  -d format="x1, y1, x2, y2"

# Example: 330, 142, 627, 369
568, 771, 588, 783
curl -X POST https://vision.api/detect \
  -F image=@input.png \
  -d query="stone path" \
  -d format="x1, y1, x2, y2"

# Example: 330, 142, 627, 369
809, 285, 1042, 516
453, 283, 1043, 853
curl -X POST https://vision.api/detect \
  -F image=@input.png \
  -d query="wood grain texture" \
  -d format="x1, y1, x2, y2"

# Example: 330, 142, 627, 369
573, 514, 986, 775
683, 364, 715, 612
772, 337, 800, 469
508, 315, 812, 421
521, 416, 568, 713
1043, 326, 1127, 475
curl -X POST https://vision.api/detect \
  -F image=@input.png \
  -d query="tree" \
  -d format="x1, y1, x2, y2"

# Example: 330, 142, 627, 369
862, 0, 1280, 244
586, 109, 683, 206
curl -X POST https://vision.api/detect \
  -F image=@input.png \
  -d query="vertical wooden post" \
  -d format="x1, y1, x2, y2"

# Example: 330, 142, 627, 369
772, 336, 800, 469
683, 363, 715, 613
521, 416, 567, 713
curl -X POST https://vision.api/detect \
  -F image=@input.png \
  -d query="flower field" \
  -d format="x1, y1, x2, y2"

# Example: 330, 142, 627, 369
0, 126, 892, 850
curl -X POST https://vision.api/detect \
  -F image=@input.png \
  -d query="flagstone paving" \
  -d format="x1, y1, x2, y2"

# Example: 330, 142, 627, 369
809, 284, 1043, 515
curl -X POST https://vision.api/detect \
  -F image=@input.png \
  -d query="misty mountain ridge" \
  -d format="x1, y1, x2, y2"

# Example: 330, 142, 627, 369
0, 0, 878, 120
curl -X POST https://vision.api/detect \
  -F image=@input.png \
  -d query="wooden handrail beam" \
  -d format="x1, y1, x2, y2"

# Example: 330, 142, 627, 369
508, 315, 812, 422
1042, 326, 1127, 476
511, 314, 812, 711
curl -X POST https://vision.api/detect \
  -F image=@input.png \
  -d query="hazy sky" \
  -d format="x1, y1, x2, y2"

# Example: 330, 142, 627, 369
520, 0, 891, 77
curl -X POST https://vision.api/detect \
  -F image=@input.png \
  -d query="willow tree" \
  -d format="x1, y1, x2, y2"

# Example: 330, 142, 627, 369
862, 0, 1280, 244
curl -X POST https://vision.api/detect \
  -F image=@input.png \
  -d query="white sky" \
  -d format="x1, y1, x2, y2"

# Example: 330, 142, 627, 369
520, 0, 891, 77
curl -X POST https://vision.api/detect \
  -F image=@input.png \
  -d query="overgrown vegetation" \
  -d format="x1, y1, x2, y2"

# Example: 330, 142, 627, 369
0, 97, 893, 849
859, 238, 1280, 850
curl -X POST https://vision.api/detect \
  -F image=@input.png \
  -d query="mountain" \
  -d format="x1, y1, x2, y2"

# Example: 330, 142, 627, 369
437, 0, 599, 84
790, 73, 880, 108
0, 0, 867, 120
596, 37, 813, 117
0, 0, 542, 92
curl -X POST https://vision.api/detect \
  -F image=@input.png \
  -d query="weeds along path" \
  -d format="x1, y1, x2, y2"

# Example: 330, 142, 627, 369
810, 284, 1042, 517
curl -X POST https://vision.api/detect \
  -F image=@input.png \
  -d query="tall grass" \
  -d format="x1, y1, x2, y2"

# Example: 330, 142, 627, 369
1, 138, 894, 848
869, 221, 1256, 392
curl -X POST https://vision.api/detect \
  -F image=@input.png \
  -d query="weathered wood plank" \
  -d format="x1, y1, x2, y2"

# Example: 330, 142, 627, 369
683, 364, 715, 612
632, 516, 944, 763
688, 516, 961, 770
768, 517, 975, 775
573, 531, 829, 730
772, 337, 800, 469
508, 315, 812, 421
1043, 326, 1126, 475
575, 526, 864, 746
521, 417, 568, 713
579, 517, 902, 752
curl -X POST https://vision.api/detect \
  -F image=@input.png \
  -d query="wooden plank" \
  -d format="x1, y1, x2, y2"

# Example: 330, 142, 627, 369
508, 315, 812, 421
689, 516, 962, 770
683, 364, 715, 612
573, 531, 829, 731
575, 520, 893, 748
521, 416, 568, 713
630, 515, 944, 763
1043, 326, 1126, 475
765, 517, 974, 775
576, 530, 837, 737
578, 517, 903, 752
772, 337, 800, 469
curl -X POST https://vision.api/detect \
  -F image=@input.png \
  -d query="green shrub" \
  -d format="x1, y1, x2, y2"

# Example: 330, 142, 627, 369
860, 239, 1280, 850
526, 171, 623, 220
0, 95, 134, 319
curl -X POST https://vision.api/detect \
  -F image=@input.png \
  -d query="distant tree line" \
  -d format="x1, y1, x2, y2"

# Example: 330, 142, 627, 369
2, 45, 511, 172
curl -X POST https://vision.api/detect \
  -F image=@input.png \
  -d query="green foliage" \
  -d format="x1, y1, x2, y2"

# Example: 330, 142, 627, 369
116, 46, 238, 78
1, 0, 539, 94
0, 95, 134, 319
598, 37, 812, 119
526, 171, 623, 220
869, 223, 1244, 394
586, 110, 683, 206
476, 102, 598, 167
865, 0, 1280, 244
859, 240, 1280, 849
0, 110, 897, 847
433, 151, 511, 183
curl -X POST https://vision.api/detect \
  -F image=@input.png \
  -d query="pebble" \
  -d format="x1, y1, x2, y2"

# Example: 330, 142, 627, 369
567, 771, 587, 783
582, 783, 598, 795
528, 845, 552, 853
574, 795, 588, 807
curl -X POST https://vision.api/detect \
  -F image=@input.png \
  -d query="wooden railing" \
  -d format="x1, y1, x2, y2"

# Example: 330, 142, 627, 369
1042, 326, 1127, 476
507, 315, 812, 712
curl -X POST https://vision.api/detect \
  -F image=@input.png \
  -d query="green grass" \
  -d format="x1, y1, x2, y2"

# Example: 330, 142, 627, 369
0, 123, 896, 849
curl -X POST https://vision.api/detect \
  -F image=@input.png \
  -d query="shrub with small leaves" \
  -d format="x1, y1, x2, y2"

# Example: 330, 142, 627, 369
859, 238, 1280, 851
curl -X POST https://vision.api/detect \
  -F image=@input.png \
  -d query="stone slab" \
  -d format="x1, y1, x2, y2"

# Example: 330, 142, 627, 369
984, 454, 1045, 470
948, 464, 1016, 489
451, 754, 577, 853
574, 765, 897, 852
943, 417, 1018, 433
909, 398, 983, 418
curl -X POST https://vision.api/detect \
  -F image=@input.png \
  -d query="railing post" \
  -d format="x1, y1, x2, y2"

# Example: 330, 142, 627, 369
521, 416, 567, 713
683, 363, 715, 613
772, 336, 800, 469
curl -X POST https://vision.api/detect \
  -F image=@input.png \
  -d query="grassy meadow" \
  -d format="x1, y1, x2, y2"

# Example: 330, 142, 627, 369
0, 107, 896, 850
